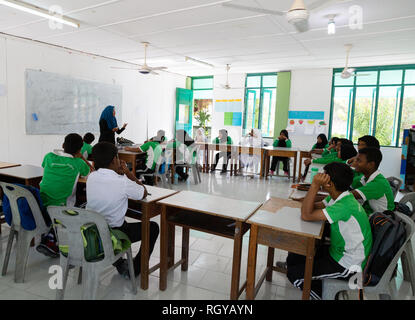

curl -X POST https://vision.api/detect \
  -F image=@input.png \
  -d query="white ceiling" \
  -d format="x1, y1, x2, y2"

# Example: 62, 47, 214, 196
1, 0, 415, 76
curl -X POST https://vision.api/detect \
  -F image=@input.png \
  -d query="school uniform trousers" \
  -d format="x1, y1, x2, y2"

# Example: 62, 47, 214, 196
286, 244, 354, 300
212, 151, 232, 172
270, 156, 289, 172
113, 219, 159, 274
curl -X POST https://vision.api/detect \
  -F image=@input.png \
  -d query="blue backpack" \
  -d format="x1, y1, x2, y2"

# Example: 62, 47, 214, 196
2, 184, 48, 231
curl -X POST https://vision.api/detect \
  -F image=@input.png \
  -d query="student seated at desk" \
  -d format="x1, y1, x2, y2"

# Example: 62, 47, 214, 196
125, 135, 164, 185
270, 129, 292, 176
86, 142, 159, 279
145, 130, 166, 144
304, 138, 353, 167
321, 137, 339, 157
195, 128, 208, 169
312, 144, 357, 165
81, 132, 95, 159
302, 133, 329, 178
240, 128, 264, 175
284, 163, 372, 300
350, 147, 395, 216
211, 129, 233, 174
37, 133, 94, 258
348, 135, 380, 166
167, 129, 197, 182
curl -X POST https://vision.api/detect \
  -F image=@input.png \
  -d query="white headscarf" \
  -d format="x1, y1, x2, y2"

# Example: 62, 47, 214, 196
195, 128, 207, 143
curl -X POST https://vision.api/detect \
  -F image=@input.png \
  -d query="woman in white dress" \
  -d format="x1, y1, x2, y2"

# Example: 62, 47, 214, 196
195, 128, 208, 169
240, 128, 263, 177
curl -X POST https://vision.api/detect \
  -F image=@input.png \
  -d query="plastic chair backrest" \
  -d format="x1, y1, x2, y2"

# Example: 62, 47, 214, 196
366, 211, 415, 288
399, 192, 415, 217
386, 177, 402, 199
47, 206, 116, 265
0, 182, 48, 231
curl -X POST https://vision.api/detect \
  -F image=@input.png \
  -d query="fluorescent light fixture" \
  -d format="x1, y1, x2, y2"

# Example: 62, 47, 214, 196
328, 19, 336, 35
0, 0, 80, 28
185, 56, 214, 69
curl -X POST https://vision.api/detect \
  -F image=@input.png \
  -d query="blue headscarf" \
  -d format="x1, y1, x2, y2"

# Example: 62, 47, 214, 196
100, 106, 118, 130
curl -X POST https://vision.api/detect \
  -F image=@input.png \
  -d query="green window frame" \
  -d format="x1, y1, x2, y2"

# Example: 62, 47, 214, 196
243, 73, 278, 138
329, 64, 415, 147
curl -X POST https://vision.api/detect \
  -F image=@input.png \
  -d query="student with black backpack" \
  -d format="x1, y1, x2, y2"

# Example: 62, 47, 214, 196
283, 163, 373, 300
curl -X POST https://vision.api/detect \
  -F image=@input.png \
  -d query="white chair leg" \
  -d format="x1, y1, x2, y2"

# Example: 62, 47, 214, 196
2, 229, 16, 276
56, 257, 70, 300
126, 249, 137, 295
82, 264, 100, 300
14, 231, 33, 283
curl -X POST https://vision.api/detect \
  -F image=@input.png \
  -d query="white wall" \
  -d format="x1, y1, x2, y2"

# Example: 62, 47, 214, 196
288, 68, 402, 178
0, 35, 185, 166
212, 73, 245, 144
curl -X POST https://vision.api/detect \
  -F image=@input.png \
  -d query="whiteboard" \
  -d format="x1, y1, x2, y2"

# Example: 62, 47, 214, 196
25, 69, 123, 135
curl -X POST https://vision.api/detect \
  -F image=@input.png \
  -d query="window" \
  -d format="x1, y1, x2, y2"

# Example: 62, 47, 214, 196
329, 65, 415, 147
244, 73, 277, 138
192, 76, 213, 139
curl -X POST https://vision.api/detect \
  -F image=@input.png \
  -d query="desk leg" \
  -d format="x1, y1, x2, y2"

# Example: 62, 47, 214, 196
302, 238, 316, 300
265, 154, 270, 180
230, 221, 243, 300
266, 247, 275, 282
299, 155, 303, 182
293, 154, 297, 183
159, 205, 168, 291
168, 224, 175, 268
171, 164, 175, 184
246, 224, 258, 300
260, 150, 265, 179
140, 205, 150, 290
132, 156, 137, 178
181, 227, 190, 271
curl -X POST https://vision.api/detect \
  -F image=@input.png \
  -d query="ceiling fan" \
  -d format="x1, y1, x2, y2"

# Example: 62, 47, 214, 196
222, 0, 354, 33
111, 42, 167, 75
340, 44, 369, 79
216, 64, 245, 90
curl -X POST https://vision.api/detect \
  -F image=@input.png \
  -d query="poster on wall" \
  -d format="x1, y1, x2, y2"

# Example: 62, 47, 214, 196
287, 111, 327, 136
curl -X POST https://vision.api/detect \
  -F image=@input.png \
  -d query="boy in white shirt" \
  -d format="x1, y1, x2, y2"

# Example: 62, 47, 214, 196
86, 142, 159, 278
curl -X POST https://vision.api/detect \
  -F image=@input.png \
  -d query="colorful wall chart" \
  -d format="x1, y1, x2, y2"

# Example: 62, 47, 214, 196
224, 112, 242, 126
287, 111, 327, 136
215, 99, 243, 112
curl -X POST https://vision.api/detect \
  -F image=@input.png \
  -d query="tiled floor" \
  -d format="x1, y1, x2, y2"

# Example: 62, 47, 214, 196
0, 171, 413, 300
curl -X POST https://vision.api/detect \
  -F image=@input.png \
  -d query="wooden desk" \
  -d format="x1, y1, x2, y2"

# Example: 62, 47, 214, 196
263, 147, 298, 183
0, 165, 44, 188
157, 191, 262, 300
237, 146, 266, 178
206, 144, 240, 176
118, 150, 146, 176
246, 197, 324, 300
127, 186, 179, 290
0, 162, 21, 169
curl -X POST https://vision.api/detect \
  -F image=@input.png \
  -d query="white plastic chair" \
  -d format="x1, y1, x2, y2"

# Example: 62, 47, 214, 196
137, 149, 171, 188
399, 193, 415, 219
47, 206, 137, 300
0, 182, 50, 283
175, 143, 201, 184
387, 177, 403, 200
322, 211, 415, 300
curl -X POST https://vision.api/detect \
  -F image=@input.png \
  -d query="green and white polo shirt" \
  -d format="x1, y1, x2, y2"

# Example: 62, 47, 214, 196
322, 192, 372, 270
81, 142, 93, 158
351, 170, 395, 216
140, 141, 162, 171
40, 151, 90, 207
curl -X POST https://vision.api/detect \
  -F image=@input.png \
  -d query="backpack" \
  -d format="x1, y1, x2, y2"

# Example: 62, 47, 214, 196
363, 210, 406, 286
2, 184, 50, 230
394, 202, 412, 217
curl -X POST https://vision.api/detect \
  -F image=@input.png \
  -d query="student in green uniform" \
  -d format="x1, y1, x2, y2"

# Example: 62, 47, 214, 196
302, 134, 329, 178
270, 129, 292, 176
165, 129, 196, 181
321, 137, 339, 157
37, 133, 93, 257
286, 162, 372, 300
349, 135, 380, 185
351, 147, 395, 216
311, 144, 357, 165
211, 129, 233, 174
81, 132, 95, 159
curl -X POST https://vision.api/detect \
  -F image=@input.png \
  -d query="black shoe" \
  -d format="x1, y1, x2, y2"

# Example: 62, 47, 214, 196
115, 259, 130, 280
220, 170, 227, 175
36, 242, 59, 258
275, 261, 287, 274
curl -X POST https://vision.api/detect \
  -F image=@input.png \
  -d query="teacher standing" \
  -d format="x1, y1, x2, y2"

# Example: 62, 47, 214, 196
98, 105, 128, 144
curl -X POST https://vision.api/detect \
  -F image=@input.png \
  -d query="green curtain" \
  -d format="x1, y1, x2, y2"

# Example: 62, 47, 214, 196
273, 72, 291, 139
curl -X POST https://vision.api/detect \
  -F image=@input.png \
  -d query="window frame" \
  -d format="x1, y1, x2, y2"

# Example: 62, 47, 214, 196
329, 64, 415, 148
243, 72, 278, 138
